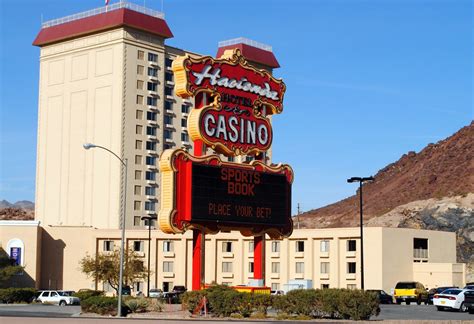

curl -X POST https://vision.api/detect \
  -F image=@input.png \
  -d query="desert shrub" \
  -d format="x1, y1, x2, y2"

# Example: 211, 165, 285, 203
0, 288, 37, 304
80, 296, 129, 316
146, 298, 163, 312
235, 292, 253, 317
282, 289, 320, 316
252, 293, 272, 315
336, 289, 379, 320
182, 290, 207, 313
125, 297, 149, 313
74, 289, 104, 302
207, 286, 241, 317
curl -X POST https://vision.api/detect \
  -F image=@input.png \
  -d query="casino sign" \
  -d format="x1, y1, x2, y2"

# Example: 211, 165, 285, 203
172, 49, 285, 156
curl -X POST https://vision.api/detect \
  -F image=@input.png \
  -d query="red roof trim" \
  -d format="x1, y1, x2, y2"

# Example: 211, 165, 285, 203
33, 8, 173, 46
216, 43, 280, 69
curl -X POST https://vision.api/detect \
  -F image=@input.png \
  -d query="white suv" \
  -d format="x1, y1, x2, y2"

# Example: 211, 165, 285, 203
36, 290, 80, 306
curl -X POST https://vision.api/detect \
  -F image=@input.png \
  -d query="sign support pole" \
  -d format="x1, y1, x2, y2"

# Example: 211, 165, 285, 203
192, 93, 207, 290
253, 235, 265, 285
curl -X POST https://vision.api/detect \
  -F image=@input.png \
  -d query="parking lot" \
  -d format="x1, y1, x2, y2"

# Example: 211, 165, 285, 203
0, 302, 473, 321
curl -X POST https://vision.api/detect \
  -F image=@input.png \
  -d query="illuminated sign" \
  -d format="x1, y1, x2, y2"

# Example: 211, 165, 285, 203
173, 50, 285, 156
10, 247, 21, 266
158, 149, 293, 239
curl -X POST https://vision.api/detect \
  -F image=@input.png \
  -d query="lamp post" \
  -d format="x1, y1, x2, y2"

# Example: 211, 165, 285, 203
347, 176, 374, 290
141, 215, 157, 297
83, 143, 128, 317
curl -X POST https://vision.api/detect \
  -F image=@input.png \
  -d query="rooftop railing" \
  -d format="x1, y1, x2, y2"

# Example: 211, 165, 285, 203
41, 1, 164, 29
218, 37, 273, 52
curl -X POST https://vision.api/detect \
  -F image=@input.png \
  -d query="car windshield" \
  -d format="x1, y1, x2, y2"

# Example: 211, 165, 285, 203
396, 283, 416, 289
57, 291, 68, 296
440, 289, 461, 295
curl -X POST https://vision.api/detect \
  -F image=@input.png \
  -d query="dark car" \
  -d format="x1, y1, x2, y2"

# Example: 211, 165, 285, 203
428, 287, 458, 304
464, 290, 474, 314
172, 285, 187, 294
367, 290, 393, 304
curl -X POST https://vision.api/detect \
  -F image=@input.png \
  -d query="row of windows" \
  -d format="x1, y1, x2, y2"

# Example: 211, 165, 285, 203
133, 200, 156, 211
137, 50, 158, 62
133, 185, 156, 196
137, 81, 158, 92
218, 239, 351, 253
217, 261, 356, 274
103, 240, 175, 252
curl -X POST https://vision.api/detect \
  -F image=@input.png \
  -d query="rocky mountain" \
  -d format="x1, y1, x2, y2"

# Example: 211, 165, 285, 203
298, 122, 474, 267
0, 200, 35, 220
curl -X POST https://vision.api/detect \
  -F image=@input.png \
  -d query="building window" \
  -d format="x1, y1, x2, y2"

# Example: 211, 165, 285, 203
163, 261, 174, 272
146, 126, 157, 136
164, 130, 172, 139
135, 170, 142, 180
165, 101, 173, 110
146, 141, 156, 151
133, 241, 144, 252
146, 156, 155, 166
137, 65, 144, 75
222, 241, 232, 253
296, 262, 304, 274
147, 111, 157, 121
271, 241, 280, 253
145, 171, 156, 181
165, 87, 173, 96
413, 238, 428, 258
248, 262, 254, 273
320, 262, 330, 274
147, 82, 157, 92
181, 105, 189, 113
296, 241, 305, 252
137, 50, 144, 60
181, 133, 189, 142
347, 262, 356, 274
165, 73, 173, 81
135, 155, 142, 165
165, 57, 173, 67
347, 240, 356, 252
134, 201, 141, 211
222, 262, 232, 273
163, 241, 173, 252
321, 284, 330, 289
136, 125, 143, 135
181, 119, 187, 127
320, 240, 330, 252
271, 283, 280, 290
164, 144, 172, 149
135, 140, 142, 149
103, 240, 114, 251
248, 241, 254, 252
134, 282, 143, 293
145, 186, 155, 196
147, 97, 157, 106
164, 115, 173, 124
271, 262, 280, 273
347, 284, 357, 290
148, 67, 158, 77
134, 185, 141, 195
137, 80, 144, 90
136, 95, 144, 105
148, 52, 158, 62
136, 110, 143, 120
133, 216, 140, 226
145, 201, 155, 211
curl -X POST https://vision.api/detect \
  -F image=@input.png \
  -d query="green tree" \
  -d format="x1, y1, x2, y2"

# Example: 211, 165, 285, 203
80, 248, 148, 294
0, 248, 23, 286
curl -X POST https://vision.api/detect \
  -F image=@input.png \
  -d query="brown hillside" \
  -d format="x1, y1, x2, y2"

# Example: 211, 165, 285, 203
299, 122, 474, 228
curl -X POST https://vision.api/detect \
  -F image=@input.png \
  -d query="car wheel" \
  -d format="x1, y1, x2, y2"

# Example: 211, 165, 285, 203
437, 306, 443, 311
396, 299, 401, 305
468, 308, 474, 314
417, 299, 421, 305
59, 300, 66, 306
460, 303, 467, 312
406, 301, 410, 305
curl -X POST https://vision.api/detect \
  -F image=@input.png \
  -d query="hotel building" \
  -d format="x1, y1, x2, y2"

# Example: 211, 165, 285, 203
0, 2, 466, 294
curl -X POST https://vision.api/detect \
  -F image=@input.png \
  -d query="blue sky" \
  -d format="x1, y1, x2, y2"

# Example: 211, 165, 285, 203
0, 0, 472, 214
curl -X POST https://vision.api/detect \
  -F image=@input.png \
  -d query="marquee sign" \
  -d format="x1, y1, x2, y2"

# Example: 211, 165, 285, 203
159, 149, 293, 239
172, 50, 286, 156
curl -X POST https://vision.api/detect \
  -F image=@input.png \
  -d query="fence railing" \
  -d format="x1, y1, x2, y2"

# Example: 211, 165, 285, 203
218, 37, 272, 52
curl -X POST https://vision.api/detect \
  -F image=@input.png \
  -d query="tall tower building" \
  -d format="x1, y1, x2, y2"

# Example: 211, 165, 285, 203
33, 2, 280, 230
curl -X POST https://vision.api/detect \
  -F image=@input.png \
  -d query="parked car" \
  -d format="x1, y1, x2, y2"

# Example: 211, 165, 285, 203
428, 287, 458, 304
367, 289, 393, 304
36, 290, 80, 306
394, 281, 429, 305
463, 290, 474, 314
271, 290, 285, 296
149, 289, 163, 298
464, 284, 474, 290
433, 288, 473, 312
172, 285, 187, 295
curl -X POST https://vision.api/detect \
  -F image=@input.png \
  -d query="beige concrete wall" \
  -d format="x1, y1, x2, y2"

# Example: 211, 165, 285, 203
0, 221, 42, 288
413, 262, 466, 289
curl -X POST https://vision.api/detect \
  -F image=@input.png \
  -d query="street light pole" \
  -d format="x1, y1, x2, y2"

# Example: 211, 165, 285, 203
347, 176, 374, 291
83, 143, 128, 317
141, 215, 157, 297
